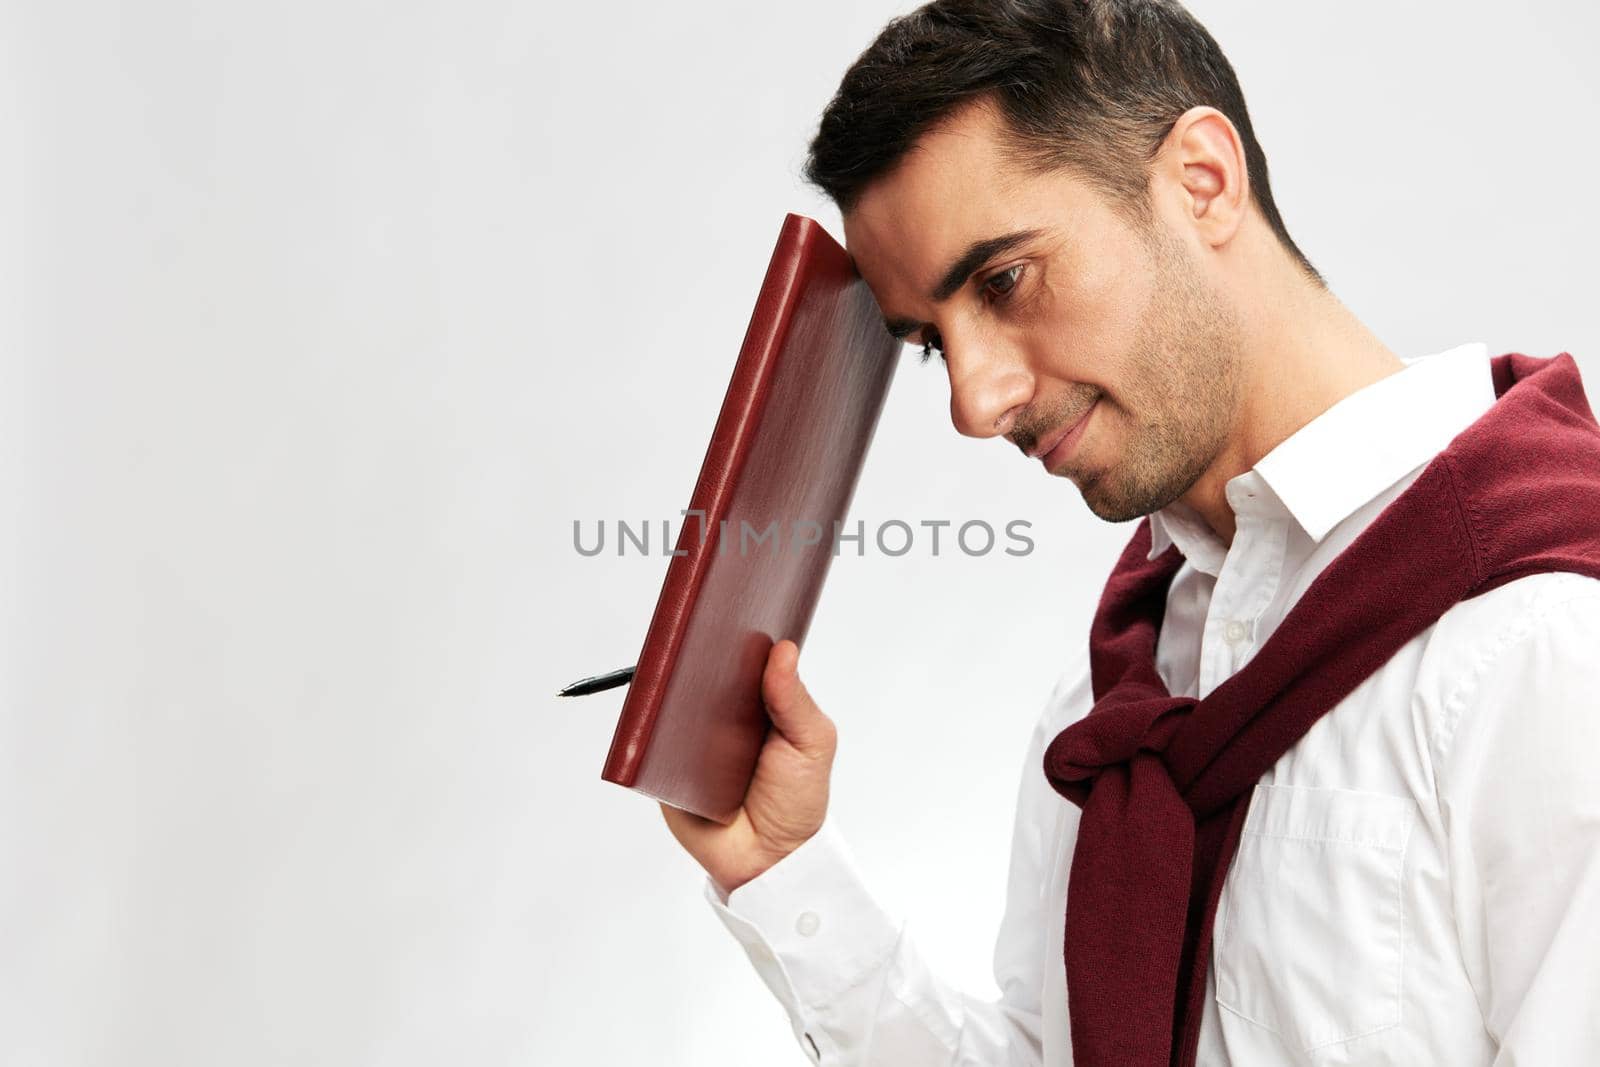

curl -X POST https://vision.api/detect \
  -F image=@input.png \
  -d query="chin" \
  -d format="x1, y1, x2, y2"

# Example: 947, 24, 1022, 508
1080, 471, 1151, 524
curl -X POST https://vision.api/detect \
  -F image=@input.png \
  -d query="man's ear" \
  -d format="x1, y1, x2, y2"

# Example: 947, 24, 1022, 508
1154, 105, 1248, 250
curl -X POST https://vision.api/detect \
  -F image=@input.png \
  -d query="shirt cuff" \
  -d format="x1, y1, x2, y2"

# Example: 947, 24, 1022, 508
703, 816, 905, 1009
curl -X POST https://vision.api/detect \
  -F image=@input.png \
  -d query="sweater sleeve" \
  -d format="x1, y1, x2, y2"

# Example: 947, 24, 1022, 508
702, 666, 1085, 1066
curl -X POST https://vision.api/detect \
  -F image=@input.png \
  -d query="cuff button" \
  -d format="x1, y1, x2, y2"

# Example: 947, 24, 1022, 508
795, 910, 821, 937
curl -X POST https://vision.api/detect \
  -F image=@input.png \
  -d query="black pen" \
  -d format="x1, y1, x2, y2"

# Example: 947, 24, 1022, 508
557, 665, 635, 697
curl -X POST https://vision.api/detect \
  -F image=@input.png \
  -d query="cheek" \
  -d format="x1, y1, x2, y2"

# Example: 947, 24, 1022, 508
1082, 243, 1153, 341
1036, 256, 1152, 395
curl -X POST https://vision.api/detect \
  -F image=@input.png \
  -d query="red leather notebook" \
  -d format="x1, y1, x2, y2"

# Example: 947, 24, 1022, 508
601, 213, 900, 823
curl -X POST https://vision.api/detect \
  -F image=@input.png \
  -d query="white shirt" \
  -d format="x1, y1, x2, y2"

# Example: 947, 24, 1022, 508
703, 341, 1600, 1065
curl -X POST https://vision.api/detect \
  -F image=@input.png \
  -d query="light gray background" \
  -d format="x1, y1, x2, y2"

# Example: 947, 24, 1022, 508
5, 1, 1597, 1064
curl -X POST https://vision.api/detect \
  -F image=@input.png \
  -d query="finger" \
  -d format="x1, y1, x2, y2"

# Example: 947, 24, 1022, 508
660, 802, 711, 851
761, 640, 834, 757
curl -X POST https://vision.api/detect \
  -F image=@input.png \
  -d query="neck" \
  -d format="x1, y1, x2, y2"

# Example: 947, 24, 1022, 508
1178, 272, 1406, 548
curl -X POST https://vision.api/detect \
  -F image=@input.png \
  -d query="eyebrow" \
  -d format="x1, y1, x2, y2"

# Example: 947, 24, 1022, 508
882, 227, 1046, 340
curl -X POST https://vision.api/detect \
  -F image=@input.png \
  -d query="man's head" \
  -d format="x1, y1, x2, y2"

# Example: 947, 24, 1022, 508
805, 0, 1324, 523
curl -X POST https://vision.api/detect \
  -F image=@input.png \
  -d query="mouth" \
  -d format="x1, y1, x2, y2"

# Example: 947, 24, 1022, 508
1026, 401, 1098, 466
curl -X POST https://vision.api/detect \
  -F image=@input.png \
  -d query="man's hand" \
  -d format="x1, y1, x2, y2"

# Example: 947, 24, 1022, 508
660, 639, 837, 897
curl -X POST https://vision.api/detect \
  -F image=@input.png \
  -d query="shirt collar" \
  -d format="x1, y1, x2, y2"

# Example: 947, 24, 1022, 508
1147, 341, 1498, 568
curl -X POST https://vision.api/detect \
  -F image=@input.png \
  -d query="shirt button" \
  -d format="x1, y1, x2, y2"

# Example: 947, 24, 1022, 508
795, 911, 821, 937
1223, 619, 1249, 644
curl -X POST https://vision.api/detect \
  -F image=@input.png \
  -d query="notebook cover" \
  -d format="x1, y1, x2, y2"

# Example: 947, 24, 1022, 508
600, 212, 900, 823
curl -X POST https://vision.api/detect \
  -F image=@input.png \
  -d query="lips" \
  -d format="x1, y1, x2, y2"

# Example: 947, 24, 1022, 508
1027, 402, 1097, 460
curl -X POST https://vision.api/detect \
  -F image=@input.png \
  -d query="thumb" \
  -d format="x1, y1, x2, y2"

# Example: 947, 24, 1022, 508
761, 640, 835, 758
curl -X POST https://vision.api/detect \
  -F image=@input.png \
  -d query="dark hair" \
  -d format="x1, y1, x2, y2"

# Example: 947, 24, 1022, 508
804, 0, 1324, 287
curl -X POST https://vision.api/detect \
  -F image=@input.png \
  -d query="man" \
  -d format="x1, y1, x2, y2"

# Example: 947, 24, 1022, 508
660, 1, 1600, 1064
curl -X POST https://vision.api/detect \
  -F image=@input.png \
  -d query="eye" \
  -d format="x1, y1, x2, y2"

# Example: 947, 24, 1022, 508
983, 264, 1023, 301
917, 266, 1020, 365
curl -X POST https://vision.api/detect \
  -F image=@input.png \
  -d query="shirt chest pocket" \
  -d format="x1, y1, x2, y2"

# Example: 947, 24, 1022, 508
1213, 784, 1416, 1055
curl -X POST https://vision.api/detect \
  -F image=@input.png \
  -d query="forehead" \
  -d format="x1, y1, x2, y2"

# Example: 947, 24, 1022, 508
841, 102, 1101, 306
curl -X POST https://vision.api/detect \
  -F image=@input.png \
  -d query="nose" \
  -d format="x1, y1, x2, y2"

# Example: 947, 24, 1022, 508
947, 337, 1033, 439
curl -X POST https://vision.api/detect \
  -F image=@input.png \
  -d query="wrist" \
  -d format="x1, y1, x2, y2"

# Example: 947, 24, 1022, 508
715, 829, 819, 897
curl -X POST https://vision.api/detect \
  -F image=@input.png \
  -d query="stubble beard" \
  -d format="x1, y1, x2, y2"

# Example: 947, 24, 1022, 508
1075, 226, 1244, 524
